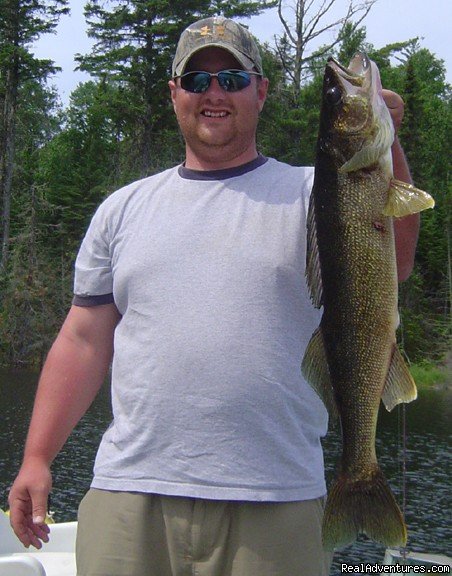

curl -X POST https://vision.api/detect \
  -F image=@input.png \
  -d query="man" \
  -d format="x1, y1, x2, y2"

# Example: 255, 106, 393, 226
8, 16, 419, 576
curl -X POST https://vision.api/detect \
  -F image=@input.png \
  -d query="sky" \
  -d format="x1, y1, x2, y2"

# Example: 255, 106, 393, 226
32, 0, 451, 107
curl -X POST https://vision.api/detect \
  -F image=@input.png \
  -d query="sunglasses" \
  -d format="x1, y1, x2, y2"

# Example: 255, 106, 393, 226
175, 69, 262, 93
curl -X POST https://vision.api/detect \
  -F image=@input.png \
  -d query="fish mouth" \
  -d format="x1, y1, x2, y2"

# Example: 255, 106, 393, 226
327, 52, 372, 93
331, 52, 370, 77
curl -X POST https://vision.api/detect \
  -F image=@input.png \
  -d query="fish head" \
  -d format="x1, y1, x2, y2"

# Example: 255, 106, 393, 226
319, 52, 394, 174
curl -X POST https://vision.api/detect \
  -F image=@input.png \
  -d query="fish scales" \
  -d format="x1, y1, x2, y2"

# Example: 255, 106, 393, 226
318, 160, 396, 466
302, 52, 435, 550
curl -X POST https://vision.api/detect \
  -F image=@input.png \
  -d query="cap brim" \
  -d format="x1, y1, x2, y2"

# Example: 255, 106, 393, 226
173, 43, 256, 77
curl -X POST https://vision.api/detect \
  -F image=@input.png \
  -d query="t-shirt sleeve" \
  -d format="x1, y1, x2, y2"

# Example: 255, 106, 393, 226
73, 204, 114, 306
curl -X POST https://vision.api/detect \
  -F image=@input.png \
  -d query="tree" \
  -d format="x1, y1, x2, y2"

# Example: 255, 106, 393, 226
76, 0, 277, 175
0, 77, 66, 366
38, 81, 130, 253
335, 21, 368, 65
0, 0, 69, 271
0, 184, 71, 366
274, 0, 376, 101
381, 47, 452, 362
259, 58, 323, 164
10, 78, 62, 237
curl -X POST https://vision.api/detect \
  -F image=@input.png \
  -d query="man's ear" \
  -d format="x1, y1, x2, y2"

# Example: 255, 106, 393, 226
257, 77, 269, 113
168, 79, 177, 111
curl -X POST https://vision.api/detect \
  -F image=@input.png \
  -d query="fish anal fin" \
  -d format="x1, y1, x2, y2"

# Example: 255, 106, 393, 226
382, 345, 417, 412
322, 467, 407, 551
301, 327, 337, 421
306, 191, 323, 307
383, 179, 435, 217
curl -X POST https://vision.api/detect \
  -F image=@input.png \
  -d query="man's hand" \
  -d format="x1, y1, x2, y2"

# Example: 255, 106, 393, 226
8, 459, 52, 548
382, 89, 404, 133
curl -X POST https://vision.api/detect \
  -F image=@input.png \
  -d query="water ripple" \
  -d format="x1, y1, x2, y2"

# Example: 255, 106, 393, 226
1, 370, 450, 572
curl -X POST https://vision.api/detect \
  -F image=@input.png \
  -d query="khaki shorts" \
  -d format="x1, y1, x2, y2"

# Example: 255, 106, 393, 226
76, 489, 333, 576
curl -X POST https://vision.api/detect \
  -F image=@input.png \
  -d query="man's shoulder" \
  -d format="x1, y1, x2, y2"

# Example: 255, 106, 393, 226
91, 165, 180, 220
105, 165, 180, 204
255, 157, 314, 191
264, 157, 314, 175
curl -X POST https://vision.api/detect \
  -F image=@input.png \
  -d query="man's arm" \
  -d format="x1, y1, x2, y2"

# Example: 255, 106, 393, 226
8, 303, 121, 548
383, 89, 420, 282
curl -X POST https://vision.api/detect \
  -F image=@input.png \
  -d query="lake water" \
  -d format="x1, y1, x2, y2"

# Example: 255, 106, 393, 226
0, 368, 450, 574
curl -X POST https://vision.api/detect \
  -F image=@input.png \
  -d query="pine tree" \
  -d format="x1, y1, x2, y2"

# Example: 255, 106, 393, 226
0, 0, 69, 270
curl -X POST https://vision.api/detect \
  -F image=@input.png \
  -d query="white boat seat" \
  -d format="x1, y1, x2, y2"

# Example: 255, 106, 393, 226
0, 555, 46, 576
0, 553, 76, 576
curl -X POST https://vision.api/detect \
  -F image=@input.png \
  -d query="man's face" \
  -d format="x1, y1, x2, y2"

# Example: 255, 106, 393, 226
169, 47, 268, 170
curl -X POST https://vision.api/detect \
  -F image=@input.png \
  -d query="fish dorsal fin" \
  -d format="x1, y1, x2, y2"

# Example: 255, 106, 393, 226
383, 179, 435, 217
301, 327, 338, 421
381, 345, 417, 412
306, 191, 323, 307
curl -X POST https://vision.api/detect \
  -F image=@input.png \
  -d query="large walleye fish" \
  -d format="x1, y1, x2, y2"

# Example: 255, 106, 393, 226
302, 52, 434, 550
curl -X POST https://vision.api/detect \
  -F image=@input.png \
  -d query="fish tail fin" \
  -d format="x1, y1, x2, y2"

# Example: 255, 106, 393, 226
322, 466, 407, 550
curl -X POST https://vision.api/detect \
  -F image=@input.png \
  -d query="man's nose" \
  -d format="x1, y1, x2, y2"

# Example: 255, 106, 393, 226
205, 76, 225, 97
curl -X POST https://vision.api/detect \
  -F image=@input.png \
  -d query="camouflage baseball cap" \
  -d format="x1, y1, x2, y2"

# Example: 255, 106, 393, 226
172, 16, 263, 77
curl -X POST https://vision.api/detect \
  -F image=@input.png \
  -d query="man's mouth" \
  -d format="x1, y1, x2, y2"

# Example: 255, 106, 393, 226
202, 110, 229, 118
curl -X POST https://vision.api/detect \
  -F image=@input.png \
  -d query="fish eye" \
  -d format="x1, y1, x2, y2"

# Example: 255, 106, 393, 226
326, 86, 342, 106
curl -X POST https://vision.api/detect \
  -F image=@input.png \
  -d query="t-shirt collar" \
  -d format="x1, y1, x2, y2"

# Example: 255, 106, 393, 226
178, 154, 268, 181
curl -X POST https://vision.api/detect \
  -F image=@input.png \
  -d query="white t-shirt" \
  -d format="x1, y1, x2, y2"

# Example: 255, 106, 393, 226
74, 156, 328, 501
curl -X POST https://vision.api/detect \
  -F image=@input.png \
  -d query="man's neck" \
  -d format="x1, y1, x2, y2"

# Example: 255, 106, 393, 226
184, 146, 259, 171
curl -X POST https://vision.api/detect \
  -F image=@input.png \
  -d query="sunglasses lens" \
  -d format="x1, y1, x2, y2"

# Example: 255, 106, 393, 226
180, 72, 211, 93
218, 71, 251, 92
179, 71, 254, 93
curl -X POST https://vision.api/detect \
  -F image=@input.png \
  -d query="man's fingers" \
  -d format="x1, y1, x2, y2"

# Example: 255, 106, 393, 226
28, 517, 50, 548
382, 89, 404, 109
29, 487, 50, 546
8, 474, 51, 548
12, 522, 32, 548
31, 496, 48, 526
8, 495, 32, 546
9, 508, 50, 549
381, 89, 404, 132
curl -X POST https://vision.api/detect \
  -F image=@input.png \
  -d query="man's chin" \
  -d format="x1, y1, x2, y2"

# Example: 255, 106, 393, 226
196, 129, 232, 148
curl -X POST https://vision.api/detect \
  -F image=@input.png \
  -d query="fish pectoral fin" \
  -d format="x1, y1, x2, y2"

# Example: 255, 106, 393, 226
301, 327, 338, 421
381, 345, 417, 412
383, 179, 435, 217
306, 191, 323, 307
339, 146, 380, 173
339, 118, 394, 173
